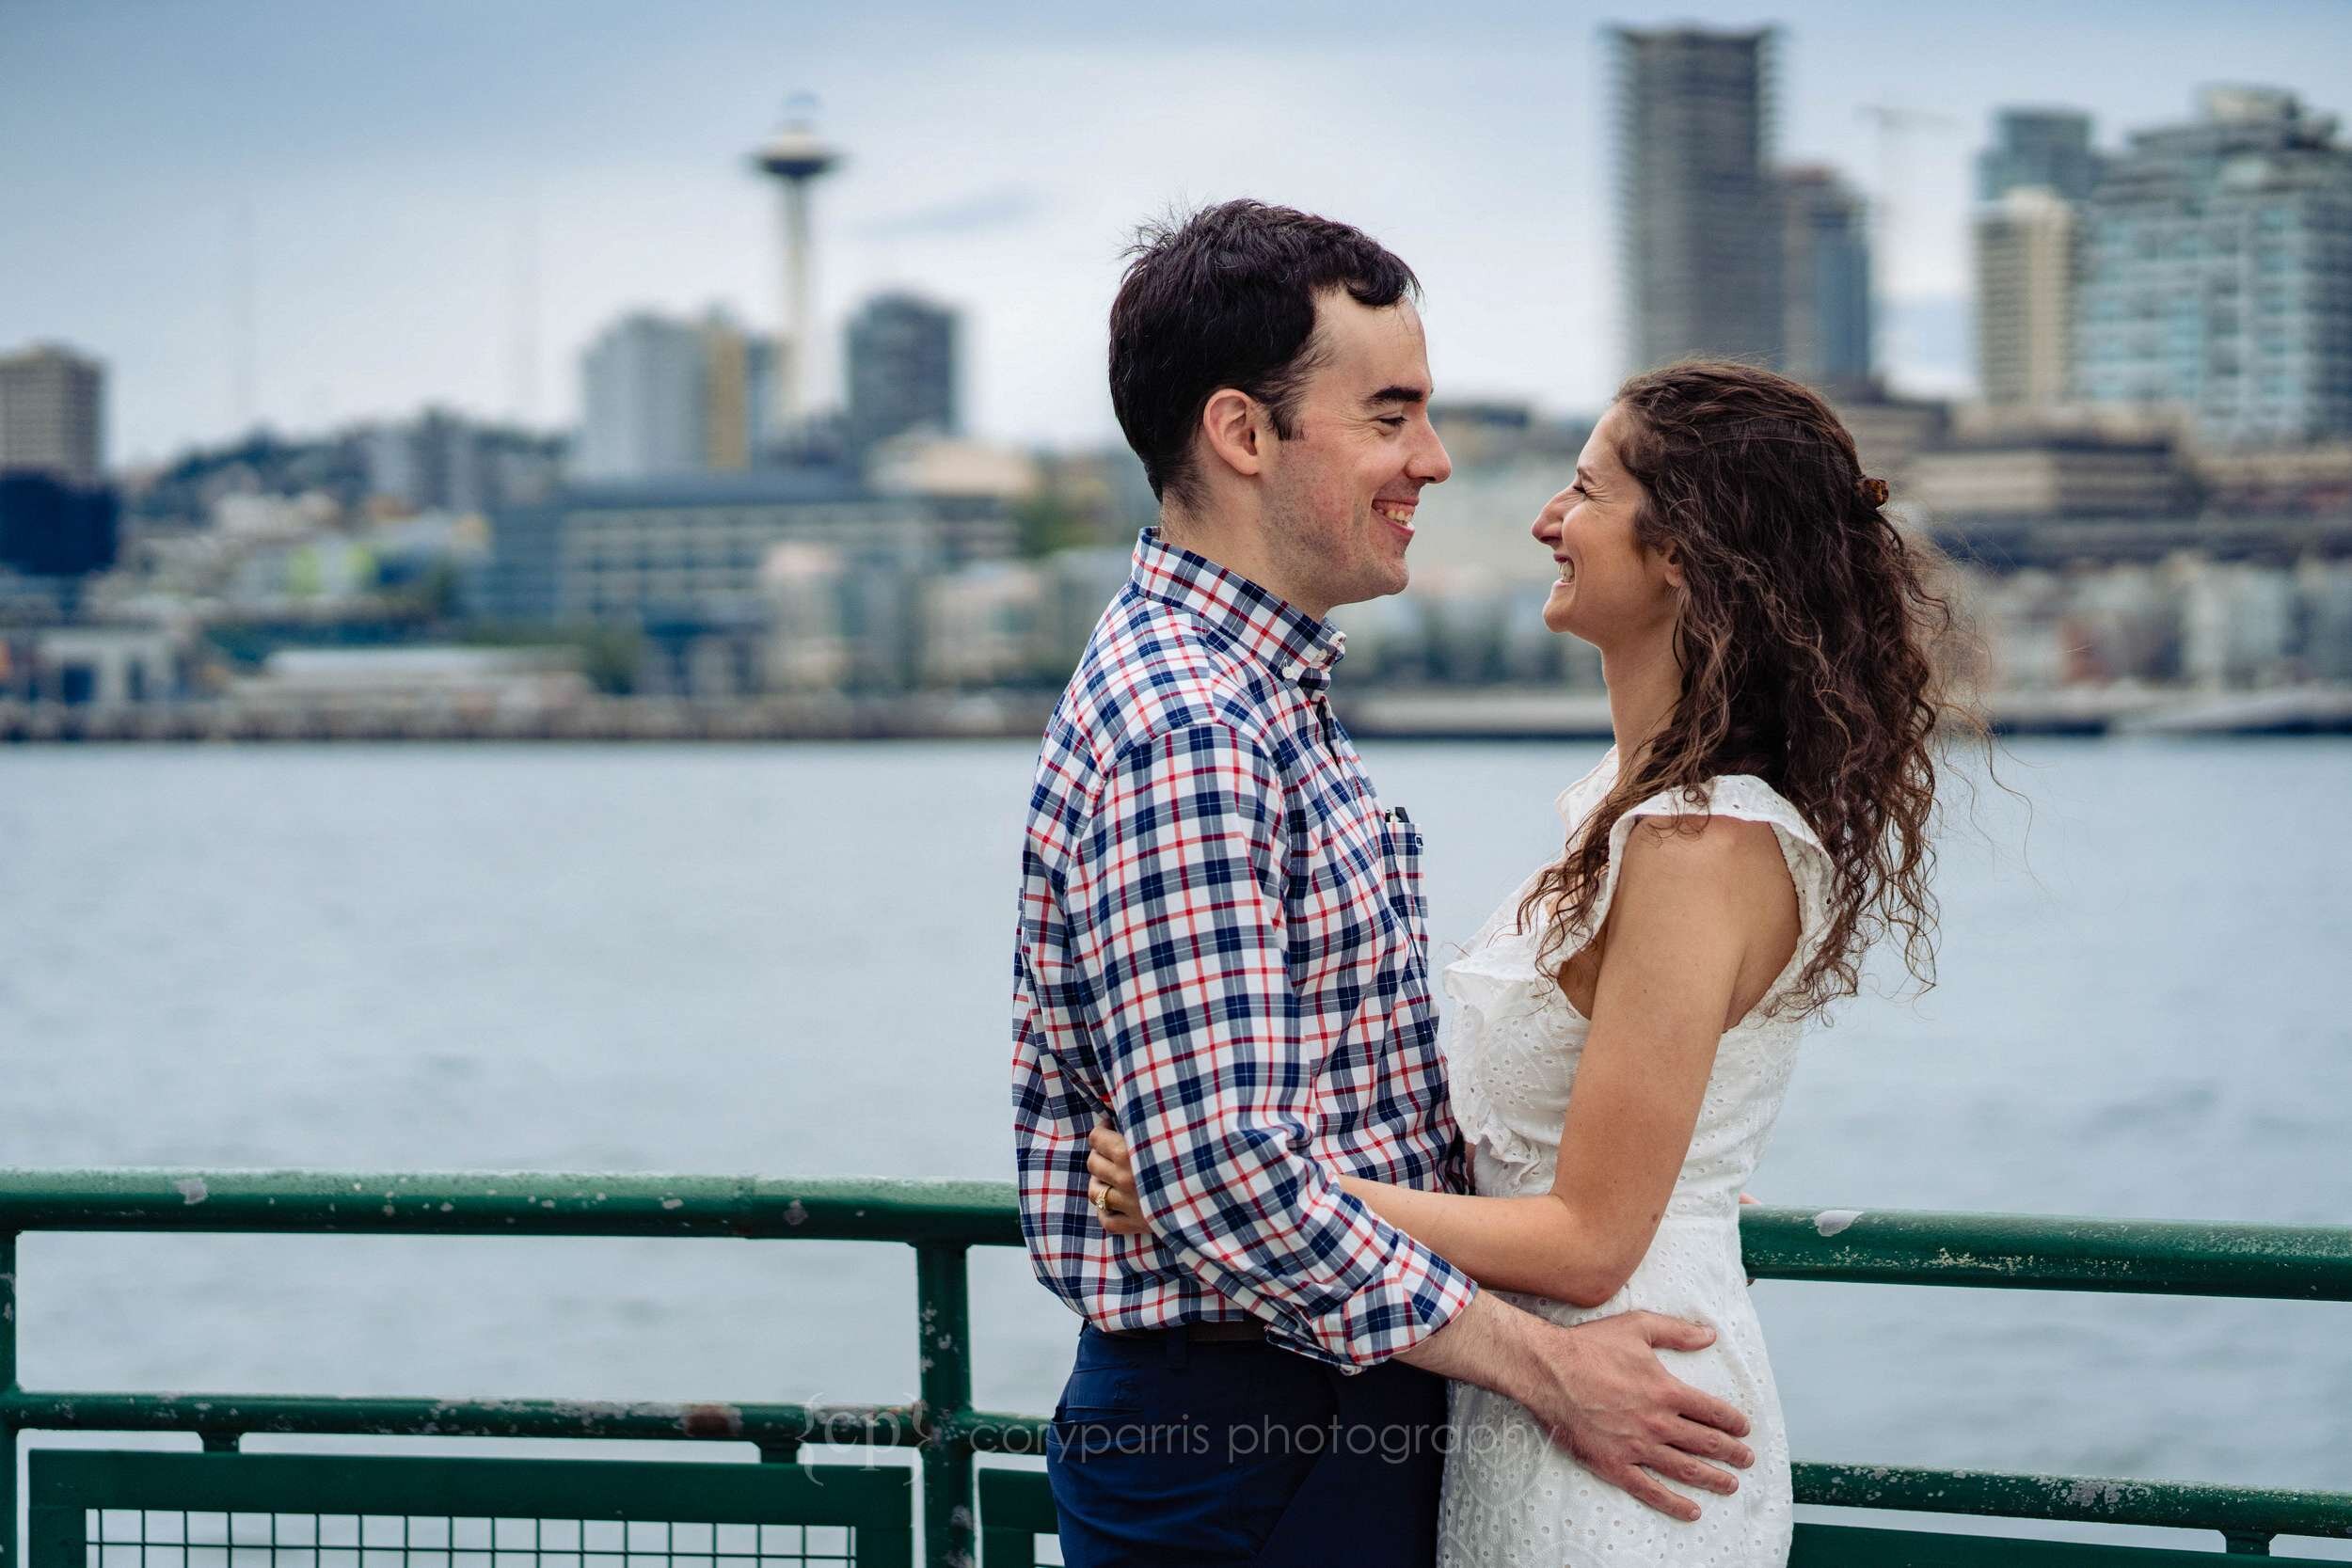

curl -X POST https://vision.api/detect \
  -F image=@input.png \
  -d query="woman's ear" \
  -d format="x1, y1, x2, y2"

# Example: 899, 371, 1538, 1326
1199, 388, 1265, 481
1659, 546, 1685, 593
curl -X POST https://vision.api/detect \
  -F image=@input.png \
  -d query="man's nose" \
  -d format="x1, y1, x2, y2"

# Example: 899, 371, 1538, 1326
1411, 423, 1453, 486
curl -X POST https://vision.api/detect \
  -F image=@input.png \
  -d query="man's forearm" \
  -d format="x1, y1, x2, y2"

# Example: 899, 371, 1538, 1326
1130, 1133, 1476, 1368
1394, 1288, 1562, 1402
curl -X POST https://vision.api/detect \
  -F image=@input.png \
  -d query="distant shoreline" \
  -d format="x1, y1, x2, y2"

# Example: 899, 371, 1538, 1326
7, 685, 2352, 743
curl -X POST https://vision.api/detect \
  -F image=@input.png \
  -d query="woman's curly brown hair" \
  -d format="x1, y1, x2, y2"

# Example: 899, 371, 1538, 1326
1517, 361, 1980, 1018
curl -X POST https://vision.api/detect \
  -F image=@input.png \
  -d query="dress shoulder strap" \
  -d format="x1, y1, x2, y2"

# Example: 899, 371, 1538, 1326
1561, 774, 1837, 991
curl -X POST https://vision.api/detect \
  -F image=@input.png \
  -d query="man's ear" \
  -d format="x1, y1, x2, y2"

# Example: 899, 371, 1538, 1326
1198, 388, 1266, 482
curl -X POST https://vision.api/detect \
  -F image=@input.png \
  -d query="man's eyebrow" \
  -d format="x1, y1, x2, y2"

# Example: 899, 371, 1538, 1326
1362, 384, 1430, 408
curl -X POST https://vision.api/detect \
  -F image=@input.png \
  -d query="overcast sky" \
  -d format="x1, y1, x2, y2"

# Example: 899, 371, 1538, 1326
3, 0, 2345, 467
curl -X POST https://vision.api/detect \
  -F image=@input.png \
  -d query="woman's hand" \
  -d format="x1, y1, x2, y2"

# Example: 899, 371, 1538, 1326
1087, 1121, 1148, 1236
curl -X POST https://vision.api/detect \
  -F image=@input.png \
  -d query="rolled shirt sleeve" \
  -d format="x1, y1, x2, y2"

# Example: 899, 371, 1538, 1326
1067, 721, 1476, 1369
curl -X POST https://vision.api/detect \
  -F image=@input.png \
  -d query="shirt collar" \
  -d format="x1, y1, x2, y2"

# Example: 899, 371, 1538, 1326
1129, 527, 1346, 692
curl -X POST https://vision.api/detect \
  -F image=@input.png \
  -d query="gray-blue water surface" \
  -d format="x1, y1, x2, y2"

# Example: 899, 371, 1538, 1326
4, 739, 2348, 1552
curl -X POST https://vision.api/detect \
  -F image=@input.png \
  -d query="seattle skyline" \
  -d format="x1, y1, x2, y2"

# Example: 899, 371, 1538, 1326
2, 0, 2345, 467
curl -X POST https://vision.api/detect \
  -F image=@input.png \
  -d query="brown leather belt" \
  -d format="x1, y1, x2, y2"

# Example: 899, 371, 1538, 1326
1104, 1319, 1267, 1344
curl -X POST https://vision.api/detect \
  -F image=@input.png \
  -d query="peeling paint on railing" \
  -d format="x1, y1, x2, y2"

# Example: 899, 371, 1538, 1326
4, 1173, 2349, 1567
1793, 1462, 2352, 1539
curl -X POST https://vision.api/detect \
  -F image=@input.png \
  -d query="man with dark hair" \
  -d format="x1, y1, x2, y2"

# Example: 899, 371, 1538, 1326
1010, 199, 1750, 1565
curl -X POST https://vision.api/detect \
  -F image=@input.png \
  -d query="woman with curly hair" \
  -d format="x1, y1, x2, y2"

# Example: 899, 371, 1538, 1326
1090, 360, 1969, 1565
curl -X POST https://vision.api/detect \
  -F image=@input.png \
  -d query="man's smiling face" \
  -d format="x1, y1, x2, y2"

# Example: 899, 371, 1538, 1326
1257, 290, 1454, 617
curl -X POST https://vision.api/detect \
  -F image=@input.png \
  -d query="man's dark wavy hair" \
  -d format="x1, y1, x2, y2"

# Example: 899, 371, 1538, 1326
1108, 199, 1420, 515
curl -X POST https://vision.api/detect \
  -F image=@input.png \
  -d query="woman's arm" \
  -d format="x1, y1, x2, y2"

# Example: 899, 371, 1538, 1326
1087, 815, 1794, 1307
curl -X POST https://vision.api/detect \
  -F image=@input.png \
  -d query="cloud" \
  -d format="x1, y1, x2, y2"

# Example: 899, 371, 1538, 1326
850, 184, 1050, 242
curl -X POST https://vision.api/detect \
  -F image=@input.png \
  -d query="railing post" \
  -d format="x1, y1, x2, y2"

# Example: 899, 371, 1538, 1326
914, 1243, 975, 1568
3, 1232, 18, 1568
2223, 1529, 2274, 1555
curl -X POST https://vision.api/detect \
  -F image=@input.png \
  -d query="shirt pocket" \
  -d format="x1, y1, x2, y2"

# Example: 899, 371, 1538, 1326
1380, 805, 1430, 950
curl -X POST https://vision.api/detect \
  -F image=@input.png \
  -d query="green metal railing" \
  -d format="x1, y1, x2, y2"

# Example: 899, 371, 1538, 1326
3, 1172, 2348, 1567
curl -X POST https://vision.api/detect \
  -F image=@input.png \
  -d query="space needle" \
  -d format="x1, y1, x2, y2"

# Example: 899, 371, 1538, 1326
751, 103, 843, 447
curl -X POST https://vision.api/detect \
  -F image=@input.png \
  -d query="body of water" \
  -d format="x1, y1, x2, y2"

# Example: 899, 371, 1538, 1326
4, 738, 2348, 1550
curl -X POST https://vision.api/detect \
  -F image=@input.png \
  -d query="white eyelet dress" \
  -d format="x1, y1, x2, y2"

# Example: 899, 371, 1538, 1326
1434, 750, 1836, 1568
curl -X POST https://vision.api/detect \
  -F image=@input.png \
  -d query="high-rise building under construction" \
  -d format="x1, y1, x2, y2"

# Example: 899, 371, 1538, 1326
1612, 25, 1783, 376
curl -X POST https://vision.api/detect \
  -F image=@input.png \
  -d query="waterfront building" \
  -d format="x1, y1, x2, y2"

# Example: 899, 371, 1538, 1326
2177, 556, 2301, 686
2077, 87, 2352, 446
2083, 553, 2352, 688
1966, 567, 2074, 689
2296, 555, 2352, 680
1909, 431, 2195, 520
865, 436, 1035, 501
0, 343, 103, 486
759, 541, 853, 691
1611, 25, 1783, 373
2065, 562, 2182, 685
1406, 455, 1581, 576
1428, 402, 1533, 467
1427, 402, 1593, 468
0, 467, 119, 591
576, 309, 774, 482
577, 313, 706, 481
365, 411, 482, 516
478, 469, 1013, 694
1972, 110, 2099, 414
919, 561, 1051, 688
360, 409, 564, 516
1828, 389, 1952, 484
749, 535, 928, 697
1777, 166, 1873, 391
2191, 440, 2352, 514
1976, 187, 2082, 411
697, 309, 775, 472
239, 646, 588, 709
846, 293, 958, 455
4, 624, 186, 705
480, 468, 1010, 627
1978, 109, 2101, 204
227, 532, 382, 609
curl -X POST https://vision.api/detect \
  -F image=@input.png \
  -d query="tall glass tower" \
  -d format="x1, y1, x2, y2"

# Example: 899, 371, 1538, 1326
1612, 26, 1783, 375
2077, 88, 2352, 446
1778, 166, 1873, 391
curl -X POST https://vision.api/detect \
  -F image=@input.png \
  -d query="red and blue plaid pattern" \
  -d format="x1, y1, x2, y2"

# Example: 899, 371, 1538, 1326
1011, 529, 1476, 1370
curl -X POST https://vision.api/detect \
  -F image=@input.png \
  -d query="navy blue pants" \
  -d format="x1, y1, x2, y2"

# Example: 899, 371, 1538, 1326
1045, 1323, 1450, 1567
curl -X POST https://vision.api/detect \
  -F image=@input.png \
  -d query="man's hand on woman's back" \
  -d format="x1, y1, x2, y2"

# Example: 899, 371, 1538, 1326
1397, 1291, 1754, 1522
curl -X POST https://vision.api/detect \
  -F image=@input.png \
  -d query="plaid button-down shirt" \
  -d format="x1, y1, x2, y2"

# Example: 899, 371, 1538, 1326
1010, 529, 1476, 1370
